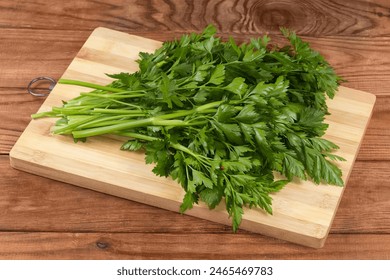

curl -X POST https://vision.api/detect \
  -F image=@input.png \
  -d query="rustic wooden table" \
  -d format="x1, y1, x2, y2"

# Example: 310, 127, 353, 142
1, 0, 389, 259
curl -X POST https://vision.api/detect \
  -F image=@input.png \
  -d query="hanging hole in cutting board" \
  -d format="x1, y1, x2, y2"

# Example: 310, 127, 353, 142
27, 76, 56, 97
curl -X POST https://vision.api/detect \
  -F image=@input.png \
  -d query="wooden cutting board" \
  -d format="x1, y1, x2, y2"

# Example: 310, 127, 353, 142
9, 27, 376, 248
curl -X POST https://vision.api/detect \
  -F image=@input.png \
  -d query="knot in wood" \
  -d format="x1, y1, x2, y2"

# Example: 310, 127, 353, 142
96, 241, 109, 249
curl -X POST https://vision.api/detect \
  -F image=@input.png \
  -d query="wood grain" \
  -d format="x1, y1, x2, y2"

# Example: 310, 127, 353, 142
1, 0, 390, 36
0, 29, 88, 90
1, 0, 389, 259
0, 155, 230, 234
1, 156, 389, 234
1, 232, 389, 260
0, 89, 42, 155
2, 0, 390, 94
2, 29, 390, 94
333, 160, 390, 233
358, 95, 390, 161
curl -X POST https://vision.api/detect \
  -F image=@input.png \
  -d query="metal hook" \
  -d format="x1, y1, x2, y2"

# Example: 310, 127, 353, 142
27, 76, 56, 97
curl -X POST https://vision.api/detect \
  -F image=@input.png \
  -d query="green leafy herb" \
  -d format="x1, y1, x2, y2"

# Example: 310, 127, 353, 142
32, 25, 344, 231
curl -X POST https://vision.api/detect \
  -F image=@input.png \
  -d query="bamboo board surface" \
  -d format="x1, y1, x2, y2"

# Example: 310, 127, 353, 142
9, 27, 376, 248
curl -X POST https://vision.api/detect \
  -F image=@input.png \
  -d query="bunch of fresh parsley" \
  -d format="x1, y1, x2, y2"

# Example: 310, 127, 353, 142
33, 25, 344, 231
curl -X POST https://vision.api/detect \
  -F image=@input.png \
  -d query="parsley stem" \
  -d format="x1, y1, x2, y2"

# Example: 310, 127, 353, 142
31, 111, 59, 118
70, 115, 209, 139
53, 115, 101, 134
69, 101, 223, 138
59, 79, 124, 93
196, 100, 224, 110
117, 132, 161, 142
80, 92, 145, 99
153, 100, 223, 120
71, 118, 153, 138
170, 143, 200, 160
76, 115, 147, 129
92, 108, 146, 114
